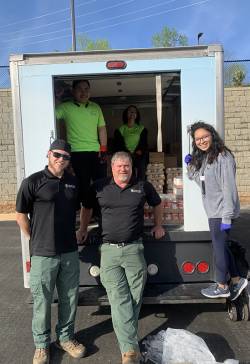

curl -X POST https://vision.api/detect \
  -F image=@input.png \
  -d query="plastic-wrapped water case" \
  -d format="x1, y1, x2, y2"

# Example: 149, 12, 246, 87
162, 328, 215, 363
142, 328, 239, 364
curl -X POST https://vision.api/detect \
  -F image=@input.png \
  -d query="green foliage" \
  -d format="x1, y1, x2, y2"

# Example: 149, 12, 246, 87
224, 64, 247, 87
232, 69, 246, 86
77, 34, 111, 50
152, 26, 188, 47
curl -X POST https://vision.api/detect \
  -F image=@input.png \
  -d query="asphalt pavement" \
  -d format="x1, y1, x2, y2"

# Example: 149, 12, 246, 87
0, 211, 250, 364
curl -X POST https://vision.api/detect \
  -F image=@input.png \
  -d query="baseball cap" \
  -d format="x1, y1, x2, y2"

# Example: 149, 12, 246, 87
50, 139, 71, 154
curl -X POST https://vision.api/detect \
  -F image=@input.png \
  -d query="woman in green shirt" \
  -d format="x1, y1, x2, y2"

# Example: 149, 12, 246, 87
113, 105, 148, 180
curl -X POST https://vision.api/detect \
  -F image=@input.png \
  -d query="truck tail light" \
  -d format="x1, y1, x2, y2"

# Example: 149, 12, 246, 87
26, 261, 31, 273
106, 60, 127, 70
182, 261, 195, 274
196, 261, 209, 273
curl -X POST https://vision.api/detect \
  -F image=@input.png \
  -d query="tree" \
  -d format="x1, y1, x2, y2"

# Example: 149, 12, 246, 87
152, 26, 188, 48
77, 34, 111, 50
224, 63, 247, 87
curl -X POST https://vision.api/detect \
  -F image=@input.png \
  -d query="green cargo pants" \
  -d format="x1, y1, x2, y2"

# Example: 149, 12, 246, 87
100, 240, 147, 354
30, 250, 80, 348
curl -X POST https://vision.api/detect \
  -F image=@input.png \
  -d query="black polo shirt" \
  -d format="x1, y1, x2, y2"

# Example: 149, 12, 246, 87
16, 167, 79, 256
85, 177, 161, 242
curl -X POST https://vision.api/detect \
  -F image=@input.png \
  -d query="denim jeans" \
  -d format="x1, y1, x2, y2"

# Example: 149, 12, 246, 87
209, 218, 239, 284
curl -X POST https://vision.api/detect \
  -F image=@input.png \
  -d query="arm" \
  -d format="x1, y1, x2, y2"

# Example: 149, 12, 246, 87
145, 181, 165, 239
186, 164, 201, 186
220, 154, 240, 225
16, 177, 34, 239
135, 128, 148, 154
16, 212, 31, 240
98, 126, 107, 148
151, 202, 165, 239
113, 129, 128, 152
76, 207, 93, 243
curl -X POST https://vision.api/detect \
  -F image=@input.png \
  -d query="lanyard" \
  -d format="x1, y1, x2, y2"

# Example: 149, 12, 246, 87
200, 157, 207, 195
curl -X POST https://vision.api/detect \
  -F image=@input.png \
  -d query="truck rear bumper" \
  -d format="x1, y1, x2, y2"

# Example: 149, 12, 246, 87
78, 282, 236, 306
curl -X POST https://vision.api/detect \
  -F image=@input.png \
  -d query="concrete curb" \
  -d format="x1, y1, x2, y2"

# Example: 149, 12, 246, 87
0, 213, 16, 221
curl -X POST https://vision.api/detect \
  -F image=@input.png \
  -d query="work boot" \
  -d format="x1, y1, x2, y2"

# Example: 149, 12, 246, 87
55, 338, 86, 358
122, 351, 141, 364
33, 348, 50, 364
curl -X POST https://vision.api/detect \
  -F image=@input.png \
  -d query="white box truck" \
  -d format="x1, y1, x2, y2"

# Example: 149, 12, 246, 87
11, 45, 246, 320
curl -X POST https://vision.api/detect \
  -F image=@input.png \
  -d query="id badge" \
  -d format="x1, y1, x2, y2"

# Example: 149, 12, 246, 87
200, 175, 205, 195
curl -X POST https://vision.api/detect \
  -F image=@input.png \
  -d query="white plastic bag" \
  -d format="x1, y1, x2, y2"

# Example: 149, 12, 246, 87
142, 328, 239, 364
162, 328, 215, 363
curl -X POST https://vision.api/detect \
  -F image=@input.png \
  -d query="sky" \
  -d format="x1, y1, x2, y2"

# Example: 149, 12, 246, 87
0, 0, 250, 65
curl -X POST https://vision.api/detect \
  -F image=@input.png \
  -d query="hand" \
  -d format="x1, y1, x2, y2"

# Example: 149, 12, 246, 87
99, 145, 108, 164
151, 225, 165, 239
220, 223, 231, 231
99, 151, 108, 164
184, 154, 192, 165
76, 229, 88, 244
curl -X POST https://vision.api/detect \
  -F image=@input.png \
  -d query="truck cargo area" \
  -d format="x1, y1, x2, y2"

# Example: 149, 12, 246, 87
54, 72, 182, 163
54, 71, 184, 226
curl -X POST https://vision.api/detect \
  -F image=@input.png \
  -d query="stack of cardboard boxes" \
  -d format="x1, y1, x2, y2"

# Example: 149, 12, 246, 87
146, 163, 165, 194
146, 152, 165, 194
144, 152, 184, 225
144, 192, 184, 225
165, 168, 182, 194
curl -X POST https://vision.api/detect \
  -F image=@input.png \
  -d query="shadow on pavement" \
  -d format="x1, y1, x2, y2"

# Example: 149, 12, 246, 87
197, 331, 235, 362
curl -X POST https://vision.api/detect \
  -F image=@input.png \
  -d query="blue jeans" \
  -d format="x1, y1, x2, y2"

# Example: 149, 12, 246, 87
30, 251, 80, 348
209, 218, 239, 284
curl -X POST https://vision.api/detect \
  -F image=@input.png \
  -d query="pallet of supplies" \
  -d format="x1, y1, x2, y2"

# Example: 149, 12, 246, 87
144, 193, 184, 225
149, 152, 165, 164
146, 162, 165, 194
165, 167, 182, 193
173, 176, 183, 199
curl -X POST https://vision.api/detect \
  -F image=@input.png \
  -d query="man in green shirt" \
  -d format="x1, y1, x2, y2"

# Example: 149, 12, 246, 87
56, 79, 107, 206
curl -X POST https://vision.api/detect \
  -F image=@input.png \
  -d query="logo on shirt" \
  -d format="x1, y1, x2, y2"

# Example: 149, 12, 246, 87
130, 189, 142, 193
65, 184, 76, 189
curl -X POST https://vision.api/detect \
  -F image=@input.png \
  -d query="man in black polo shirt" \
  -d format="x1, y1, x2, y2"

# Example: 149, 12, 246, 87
77, 151, 165, 364
16, 139, 86, 364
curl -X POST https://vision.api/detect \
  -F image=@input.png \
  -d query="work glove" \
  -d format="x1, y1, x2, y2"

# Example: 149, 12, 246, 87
220, 223, 231, 231
184, 154, 192, 165
99, 145, 108, 164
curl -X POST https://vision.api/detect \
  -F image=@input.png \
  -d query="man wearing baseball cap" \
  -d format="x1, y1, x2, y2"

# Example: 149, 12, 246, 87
16, 139, 86, 364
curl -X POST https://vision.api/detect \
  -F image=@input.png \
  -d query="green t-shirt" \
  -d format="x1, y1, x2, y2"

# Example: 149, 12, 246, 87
56, 101, 105, 152
119, 124, 144, 153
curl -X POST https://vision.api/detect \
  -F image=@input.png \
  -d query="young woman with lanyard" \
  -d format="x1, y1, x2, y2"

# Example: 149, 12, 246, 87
185, 121, 248, 300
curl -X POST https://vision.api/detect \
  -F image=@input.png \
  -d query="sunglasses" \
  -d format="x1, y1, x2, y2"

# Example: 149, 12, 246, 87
51, 151, 71, 161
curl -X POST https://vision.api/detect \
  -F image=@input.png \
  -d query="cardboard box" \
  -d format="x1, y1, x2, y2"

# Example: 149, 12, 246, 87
149, 153, 178, 167
165, 155, 177, 168
149, 152, 165, 164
